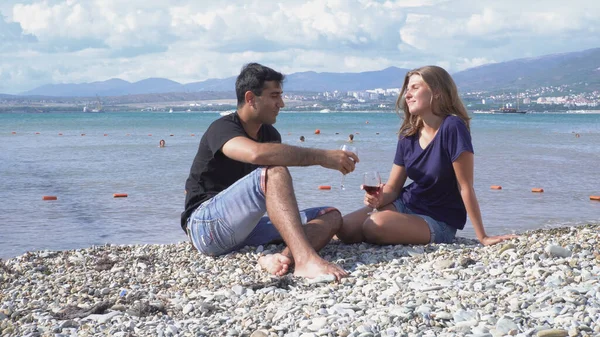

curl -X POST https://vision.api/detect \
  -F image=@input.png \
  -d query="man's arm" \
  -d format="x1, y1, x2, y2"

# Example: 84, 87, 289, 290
222, 136, 358, 174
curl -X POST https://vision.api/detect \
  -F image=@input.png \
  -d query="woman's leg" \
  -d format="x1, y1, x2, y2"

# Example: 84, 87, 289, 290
362, 210, 431, 245
338, 206, 371, 243
338, 203, 397, 243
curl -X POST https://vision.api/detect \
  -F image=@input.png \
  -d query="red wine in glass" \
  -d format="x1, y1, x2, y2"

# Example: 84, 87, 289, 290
363, 171, 381, 214
363, 185, 381, 195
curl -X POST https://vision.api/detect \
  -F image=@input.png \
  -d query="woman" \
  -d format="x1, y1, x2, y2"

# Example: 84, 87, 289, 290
338, 66, 516, 246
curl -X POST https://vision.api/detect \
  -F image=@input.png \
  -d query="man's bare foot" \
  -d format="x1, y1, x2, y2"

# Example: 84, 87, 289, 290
293, 256, 348, 281
258, 253, 292, 276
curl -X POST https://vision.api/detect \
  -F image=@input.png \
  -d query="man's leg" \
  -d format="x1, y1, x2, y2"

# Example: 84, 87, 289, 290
257, 208, 342, 276
187, 168, 269, 256
281, 209, 342, 258
260, 166, 347, 280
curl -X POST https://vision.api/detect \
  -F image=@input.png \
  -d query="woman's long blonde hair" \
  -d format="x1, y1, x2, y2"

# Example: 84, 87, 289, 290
396, 65, 470, 137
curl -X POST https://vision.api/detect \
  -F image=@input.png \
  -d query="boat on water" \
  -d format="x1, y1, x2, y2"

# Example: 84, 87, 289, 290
490, 107, 527, 114
319, 108, 331, 113
83, 106, 103, 113
489, 92, 527, 114
84, 95, 104, 112
219, 110, 236, 116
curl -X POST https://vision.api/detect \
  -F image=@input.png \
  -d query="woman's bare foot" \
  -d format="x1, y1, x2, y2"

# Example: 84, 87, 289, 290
293, 256, 348, 281
258, 253, 292, 276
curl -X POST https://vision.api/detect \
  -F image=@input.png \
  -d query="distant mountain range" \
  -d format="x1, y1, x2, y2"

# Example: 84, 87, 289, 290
452, 47, 600, 92
17, 47, 600, 97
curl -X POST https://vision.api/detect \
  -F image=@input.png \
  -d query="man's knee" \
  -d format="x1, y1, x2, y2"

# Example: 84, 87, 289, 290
265, 165, 290, 180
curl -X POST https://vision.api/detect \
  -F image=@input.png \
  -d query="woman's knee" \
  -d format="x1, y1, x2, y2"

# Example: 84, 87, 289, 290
362, 217, 386, 244
320, 208, 342, 231
336, 215, 364, 244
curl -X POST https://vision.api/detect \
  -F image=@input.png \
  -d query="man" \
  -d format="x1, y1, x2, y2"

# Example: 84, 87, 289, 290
182, 63, 359, 280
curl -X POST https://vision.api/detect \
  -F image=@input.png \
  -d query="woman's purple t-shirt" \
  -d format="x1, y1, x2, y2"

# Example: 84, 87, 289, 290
393, 115, 474, 230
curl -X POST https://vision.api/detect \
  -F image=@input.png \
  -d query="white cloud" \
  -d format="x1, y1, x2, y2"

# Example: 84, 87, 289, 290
0, 10, 36, 45
13, 1, 174, 50
0, 0, 599, 93
455, 57, 496, 71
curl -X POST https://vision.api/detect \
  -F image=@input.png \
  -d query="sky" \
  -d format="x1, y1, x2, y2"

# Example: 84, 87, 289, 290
0, 0, 598, 94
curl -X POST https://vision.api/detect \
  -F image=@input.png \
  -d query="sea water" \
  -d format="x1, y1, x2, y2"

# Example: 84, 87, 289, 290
1, 111, 599, 258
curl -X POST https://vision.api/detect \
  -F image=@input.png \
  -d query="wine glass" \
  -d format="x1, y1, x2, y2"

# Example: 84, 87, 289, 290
339, 144, 357, 190
363, 171, 381, 214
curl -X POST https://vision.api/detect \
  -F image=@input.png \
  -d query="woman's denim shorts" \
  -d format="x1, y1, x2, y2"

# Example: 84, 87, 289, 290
392, 199, 457, 244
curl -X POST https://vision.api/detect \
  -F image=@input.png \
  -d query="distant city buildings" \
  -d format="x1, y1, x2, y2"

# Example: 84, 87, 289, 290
284, 84, 600, 111
1, 83, 599, 112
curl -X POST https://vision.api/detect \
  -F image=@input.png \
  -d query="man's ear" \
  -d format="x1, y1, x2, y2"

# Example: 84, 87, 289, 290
244, 91, 255, 107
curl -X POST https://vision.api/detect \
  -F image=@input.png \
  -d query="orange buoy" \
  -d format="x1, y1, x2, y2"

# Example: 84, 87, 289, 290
148, 134, 152, 136
35, 132, 40, 134
58, 133, 63, 136
11, 131, 16, 134
113, 193, 128, 198
314, 129, 321, 135
42, 196, 57, 201
490, 185, 502, 190
532, 188, 544, 193
191, 134, 195, 136
318, 185, 331, 190
591, 196, 600, 201
126, 133, 131, 136
104, 133, 108, 136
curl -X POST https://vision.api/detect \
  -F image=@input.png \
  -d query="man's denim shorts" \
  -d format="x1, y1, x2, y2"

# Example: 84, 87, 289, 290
186, 167, 337, 256
392, 198, 457, 244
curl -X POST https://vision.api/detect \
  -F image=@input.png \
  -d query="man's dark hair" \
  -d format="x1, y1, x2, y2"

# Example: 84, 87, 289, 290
235, 63, 285, 106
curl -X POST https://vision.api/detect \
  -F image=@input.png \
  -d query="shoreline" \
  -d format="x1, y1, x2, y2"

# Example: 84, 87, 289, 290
3, 108, 600, 114
1, 224, 599, 336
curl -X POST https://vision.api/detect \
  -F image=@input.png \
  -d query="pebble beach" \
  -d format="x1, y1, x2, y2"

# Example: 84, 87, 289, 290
1, 224, 599, 337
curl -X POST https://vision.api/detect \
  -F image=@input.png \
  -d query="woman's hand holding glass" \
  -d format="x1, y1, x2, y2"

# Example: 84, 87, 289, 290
362, 183, 384, 209
362, 171, 382, 214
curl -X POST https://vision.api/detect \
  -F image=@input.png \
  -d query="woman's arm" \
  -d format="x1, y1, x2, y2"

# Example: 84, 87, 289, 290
453, 151, 517, 245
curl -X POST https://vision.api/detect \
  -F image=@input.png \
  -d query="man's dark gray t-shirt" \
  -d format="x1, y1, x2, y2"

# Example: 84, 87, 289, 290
181, 112, 281, 231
